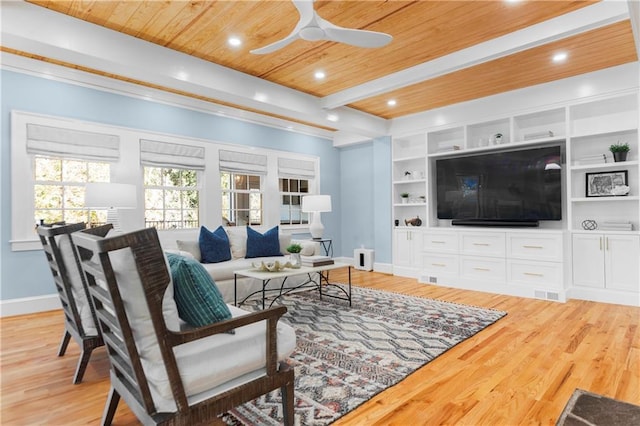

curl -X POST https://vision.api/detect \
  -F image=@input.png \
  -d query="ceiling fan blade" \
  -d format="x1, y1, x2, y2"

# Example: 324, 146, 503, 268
250, 0, 313, 54
323, 27, 392, 48
250, 32, 300, 54
291, 0, 316, 24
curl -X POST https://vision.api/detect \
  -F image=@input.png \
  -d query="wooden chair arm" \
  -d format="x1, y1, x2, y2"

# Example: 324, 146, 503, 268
167, 305, 288, 346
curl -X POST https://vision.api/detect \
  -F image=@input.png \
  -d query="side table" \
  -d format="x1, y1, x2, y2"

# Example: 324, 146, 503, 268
312, 238, 333, 257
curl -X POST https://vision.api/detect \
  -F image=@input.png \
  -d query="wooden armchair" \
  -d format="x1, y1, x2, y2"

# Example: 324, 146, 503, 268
37, 222, 113, 384
72, 227, 295, 425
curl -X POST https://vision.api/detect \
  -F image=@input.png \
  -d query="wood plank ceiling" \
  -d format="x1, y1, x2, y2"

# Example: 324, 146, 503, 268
20, 1, 639, 122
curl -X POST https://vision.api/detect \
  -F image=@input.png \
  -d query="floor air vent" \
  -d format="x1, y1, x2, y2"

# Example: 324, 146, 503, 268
419, 275, 437, 284
535, 290, 560, 301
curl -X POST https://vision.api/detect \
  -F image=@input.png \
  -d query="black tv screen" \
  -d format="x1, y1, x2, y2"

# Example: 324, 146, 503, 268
436, 146, 562, 224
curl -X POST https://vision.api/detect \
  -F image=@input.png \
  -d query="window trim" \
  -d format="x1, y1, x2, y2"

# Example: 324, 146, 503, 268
143, 166, 201, 230
11, 111, 321, 251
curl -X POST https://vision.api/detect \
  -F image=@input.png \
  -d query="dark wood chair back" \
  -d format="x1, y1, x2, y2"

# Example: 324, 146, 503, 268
37, 222, 113, 384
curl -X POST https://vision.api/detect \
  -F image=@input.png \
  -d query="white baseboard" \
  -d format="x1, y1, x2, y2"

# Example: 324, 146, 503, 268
373, 262, 393, 274
0, 294, 60, 317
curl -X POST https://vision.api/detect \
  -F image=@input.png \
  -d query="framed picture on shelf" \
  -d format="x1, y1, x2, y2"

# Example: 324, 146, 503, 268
585, 170, 628, 197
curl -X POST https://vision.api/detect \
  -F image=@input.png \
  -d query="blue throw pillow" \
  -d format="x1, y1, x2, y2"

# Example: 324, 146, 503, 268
199, 226, 231, 263
166, 253, 231, 327
245, 226, 283, 258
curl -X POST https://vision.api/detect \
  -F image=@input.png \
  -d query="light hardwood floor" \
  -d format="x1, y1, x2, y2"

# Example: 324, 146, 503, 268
1, 270, 638, 425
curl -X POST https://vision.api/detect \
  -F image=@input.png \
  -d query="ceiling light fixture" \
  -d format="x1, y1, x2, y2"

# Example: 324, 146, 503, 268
387, 99, 397, 107
326, 113, 339, 122
553, 52, 568, 63
228, 37, 242, 47
314, 70, 326, 80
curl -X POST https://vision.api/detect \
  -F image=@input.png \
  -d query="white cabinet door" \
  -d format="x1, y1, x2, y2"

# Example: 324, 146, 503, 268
605, 235, 640, 292
393, 230, 413, 267
572, 234, 605, 288
393, 229, 423, 268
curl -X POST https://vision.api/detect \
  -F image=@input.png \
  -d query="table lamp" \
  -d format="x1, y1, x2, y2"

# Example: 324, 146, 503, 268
85, 183, 137, 232
302, 194, 331, 239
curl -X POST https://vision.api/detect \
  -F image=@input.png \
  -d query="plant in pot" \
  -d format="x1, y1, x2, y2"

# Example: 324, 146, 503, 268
400, 192, 410, 203
609, 142, 630, 162
286, 243, 302, 268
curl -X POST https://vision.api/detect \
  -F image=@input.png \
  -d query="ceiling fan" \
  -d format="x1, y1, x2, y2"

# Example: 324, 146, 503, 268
250, 0, 393, 54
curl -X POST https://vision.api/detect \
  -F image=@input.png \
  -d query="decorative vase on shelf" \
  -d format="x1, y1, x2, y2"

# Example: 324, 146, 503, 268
613, 151, 628, 162
405, 216, 422, 227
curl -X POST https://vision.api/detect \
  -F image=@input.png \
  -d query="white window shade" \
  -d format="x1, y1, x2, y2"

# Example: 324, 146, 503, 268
26, 124, 120, 162
278, 157, 316, 179
219, 149, 267, 175
140, 139, 205, 170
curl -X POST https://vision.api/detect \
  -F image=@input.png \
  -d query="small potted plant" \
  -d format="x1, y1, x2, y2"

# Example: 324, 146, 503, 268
400, 192, 410, 204
286, 243, 302, 268
404, 171, 412, 180
609, 142, 630, 162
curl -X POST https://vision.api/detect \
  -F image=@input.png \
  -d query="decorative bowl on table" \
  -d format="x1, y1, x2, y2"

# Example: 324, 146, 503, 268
252, 260, 295, 272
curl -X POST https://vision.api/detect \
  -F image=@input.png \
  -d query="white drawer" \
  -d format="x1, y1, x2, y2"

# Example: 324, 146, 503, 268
460, 256, 506, 282
507, 233, 563, 261
460, 232, 505, 257
423, 232, 458, 252
507, 260, 562, 289
423, 253, 458, 275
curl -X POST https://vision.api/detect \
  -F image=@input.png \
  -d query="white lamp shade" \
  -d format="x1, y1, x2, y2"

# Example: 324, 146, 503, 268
302, 195, 332, 213
85, 183, 137, 209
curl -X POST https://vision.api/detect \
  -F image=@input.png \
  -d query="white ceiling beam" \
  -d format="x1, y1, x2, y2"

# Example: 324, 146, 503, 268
320, 0, 631, 110
0, 1, 387, 138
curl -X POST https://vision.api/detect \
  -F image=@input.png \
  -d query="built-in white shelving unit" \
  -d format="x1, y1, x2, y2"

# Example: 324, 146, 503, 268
392, 133, 427, 228
391, 90, 640, 306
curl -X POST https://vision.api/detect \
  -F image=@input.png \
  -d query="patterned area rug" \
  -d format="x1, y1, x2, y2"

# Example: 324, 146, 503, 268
223, 285, 507, 425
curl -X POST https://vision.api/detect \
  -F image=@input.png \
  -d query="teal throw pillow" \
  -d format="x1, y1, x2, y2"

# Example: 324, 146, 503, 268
199, 226, 231, 263
245, 226, 283, 258
166, 253, 232, 327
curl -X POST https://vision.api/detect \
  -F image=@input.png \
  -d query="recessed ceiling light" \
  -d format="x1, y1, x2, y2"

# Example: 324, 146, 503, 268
552, 52, 568, 63
327, 113, 339, 122
314, 70, 326, 80
387, 99, 397, 107
254, 92, 268, 102
228, 37, 242, 47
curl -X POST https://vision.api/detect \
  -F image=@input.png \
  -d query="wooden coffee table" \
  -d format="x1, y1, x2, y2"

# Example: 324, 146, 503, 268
233, 262, 352, 309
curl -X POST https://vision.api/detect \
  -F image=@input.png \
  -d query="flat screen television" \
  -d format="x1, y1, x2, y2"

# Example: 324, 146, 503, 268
436, 146, 562, 226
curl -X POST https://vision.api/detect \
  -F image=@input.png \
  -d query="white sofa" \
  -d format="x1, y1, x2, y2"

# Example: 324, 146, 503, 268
161, 227, 321, 305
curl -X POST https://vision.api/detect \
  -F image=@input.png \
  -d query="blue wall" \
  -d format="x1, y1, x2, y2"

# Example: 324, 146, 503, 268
2, 70, 392, 300
339, 137, 391, 264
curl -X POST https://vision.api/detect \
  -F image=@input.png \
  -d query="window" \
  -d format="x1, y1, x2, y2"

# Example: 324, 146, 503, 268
279, 178, 309, 225
33, 155, 110, 226
221, 172, 262, 226
144, 167, 199, 230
